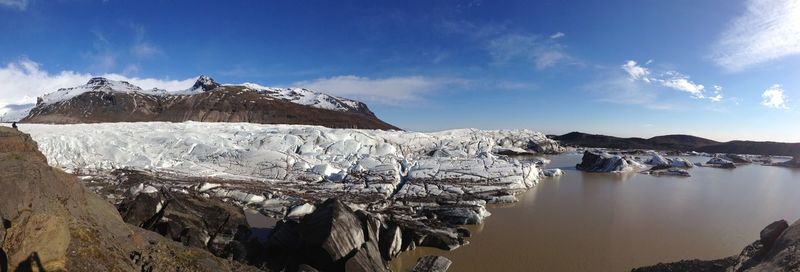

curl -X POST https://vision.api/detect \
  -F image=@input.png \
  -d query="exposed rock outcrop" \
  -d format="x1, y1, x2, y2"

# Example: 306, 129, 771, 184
0, 127, 260, 271
263, 198, 388, 271
117, 188, 262, 263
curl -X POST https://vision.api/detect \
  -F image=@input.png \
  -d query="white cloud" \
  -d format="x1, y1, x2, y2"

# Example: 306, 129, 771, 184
621, 60, 720, 102
0, 0, 27, 10
622, 60, 650, 82
658, 74, 705, 99
709, 85, 724, 102
487, 33, 568, 70
711, 0, 800, 71
0, 58, 197, 119
549, 32, 565, 39
761, 84, 789, 109
291, 75, 459, 104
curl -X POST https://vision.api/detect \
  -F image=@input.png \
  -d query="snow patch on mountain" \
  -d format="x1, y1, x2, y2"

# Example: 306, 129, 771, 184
36, 75, 366, 113
40, 77, 167, 105
237, 82, 364, 112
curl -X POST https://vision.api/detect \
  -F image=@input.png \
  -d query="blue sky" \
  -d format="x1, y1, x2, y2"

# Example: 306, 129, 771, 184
1, 0, 799, 141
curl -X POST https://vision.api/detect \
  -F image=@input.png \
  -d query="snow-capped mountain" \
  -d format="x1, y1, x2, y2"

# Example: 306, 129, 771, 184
39, 77, 167, 105
23, 76, 397, 129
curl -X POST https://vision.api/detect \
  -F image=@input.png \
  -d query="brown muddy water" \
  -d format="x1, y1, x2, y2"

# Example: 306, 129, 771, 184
390, 153, 800, 272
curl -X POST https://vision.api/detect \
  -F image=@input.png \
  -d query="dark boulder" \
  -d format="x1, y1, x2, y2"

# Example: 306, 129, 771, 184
298, 198, 365, 262
118, 190, 166, 229
379, 223, 403, 260
117, 189, 259, 263
412, 255, 452, 272
345, 242, 386, 272
760, 220, 789, 247
747, 219, 800, 271
264, 198, 388, 272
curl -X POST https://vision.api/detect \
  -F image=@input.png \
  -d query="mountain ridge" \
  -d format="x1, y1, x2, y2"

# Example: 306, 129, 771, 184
22, 76, 399, 130
552, 131, 800, 156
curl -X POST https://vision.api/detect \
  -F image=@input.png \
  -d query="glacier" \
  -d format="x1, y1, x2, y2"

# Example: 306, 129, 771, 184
19, 122, 563, 217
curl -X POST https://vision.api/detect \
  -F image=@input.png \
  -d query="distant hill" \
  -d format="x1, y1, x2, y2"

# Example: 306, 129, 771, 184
552, 132, 799, 156
694, 141, 800, 156
21, 76, 399, 130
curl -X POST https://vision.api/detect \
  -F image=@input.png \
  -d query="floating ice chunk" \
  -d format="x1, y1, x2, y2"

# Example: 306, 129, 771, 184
645, 154, 671, 166
543, 168, 564, 177
671, 157, 694, 168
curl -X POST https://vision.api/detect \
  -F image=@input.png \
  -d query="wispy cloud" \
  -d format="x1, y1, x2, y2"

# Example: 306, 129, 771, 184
761, 84, 789, 109
549, 32, 565, 39
84, 30, 117, 71
439, 20, 571, 70
438, 20, 509, 39
0, 0, 28, 10
130, 24, 162, 58
291, 75, 464, 104
622, 60, 650, 82
487, 33, 568, 70
0, 58, 196, 119
622, 60, 721, 101
657, 71, 706, 99
83, 24, 163, 73
590, 76, 659, 107
711, 0, 800, 71
709, 85, 724, 102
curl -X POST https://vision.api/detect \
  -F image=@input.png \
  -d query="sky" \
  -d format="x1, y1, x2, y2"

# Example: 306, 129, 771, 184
0, 0, 799, 142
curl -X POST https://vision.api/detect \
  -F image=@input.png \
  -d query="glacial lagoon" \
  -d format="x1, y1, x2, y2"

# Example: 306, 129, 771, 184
391, 153, 800, 271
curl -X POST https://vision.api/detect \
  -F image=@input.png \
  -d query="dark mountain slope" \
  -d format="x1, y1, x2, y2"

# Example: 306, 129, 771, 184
22, 77, 399, 130
552, 132, 718, 151
553, 132, 799, 156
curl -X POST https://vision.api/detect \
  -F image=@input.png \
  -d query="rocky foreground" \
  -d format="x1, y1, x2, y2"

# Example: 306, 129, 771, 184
11, 122, 564, 271
633, 219, 800, 272
0, 127, 259, 271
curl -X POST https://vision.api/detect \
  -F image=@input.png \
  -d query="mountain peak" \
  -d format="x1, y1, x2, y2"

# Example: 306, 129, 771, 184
191, 75, 220, 92
87, 77, 111, 85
